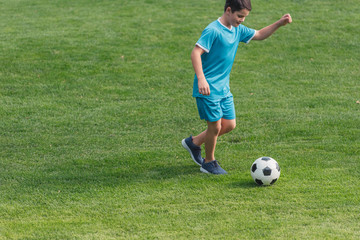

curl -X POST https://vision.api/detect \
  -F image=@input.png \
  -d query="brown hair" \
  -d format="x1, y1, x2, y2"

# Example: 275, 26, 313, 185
224, 0, 252, 12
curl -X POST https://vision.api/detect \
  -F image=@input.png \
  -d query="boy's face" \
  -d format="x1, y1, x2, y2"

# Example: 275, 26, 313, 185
227, 8, 250, 27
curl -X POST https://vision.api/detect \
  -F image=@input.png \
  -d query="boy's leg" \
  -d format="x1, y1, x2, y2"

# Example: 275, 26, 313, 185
183, 96, 235, 170
200, 119, 233, 175
192, 118, 236, 147
204, 120, 221, 162
184, 118, 235, 167
220, 118, 236, 135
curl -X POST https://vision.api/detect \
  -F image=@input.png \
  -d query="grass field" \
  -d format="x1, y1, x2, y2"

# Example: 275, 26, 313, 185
1, 0, 359, 239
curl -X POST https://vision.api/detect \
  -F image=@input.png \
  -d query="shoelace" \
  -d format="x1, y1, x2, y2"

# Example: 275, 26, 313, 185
213, 160, 221, 167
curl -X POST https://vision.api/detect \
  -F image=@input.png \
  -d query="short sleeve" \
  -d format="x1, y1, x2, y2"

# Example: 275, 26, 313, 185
196, 27, 217, 53
239, 25, 256, 44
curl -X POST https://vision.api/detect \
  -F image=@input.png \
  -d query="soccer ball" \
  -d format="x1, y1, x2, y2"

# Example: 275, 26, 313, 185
250, 157, 280, 186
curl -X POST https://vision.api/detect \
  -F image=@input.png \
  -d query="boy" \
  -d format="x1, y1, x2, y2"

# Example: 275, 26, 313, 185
182, 0, 292, 174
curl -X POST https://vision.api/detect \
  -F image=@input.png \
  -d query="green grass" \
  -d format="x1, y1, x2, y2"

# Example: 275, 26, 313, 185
1, 0, 359, 239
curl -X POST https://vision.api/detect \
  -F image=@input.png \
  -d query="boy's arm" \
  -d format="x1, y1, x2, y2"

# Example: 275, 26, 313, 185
191, 45, 210, 95
252, 14, 292, 40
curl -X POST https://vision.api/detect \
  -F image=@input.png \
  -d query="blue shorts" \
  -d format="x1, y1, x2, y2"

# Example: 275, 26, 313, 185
196, 95, 236, 122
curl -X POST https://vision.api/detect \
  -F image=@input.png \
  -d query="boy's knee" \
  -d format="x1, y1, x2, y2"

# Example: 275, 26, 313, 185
213, 125, 222, 136
228, 121, 236, 131
231, 121, 236, 131
223, 119, 236, 133
208, 121, 222, 135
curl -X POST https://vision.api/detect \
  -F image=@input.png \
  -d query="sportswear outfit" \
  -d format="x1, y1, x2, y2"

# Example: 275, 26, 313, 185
193, 18, 256, 122
183, 18, 256, 174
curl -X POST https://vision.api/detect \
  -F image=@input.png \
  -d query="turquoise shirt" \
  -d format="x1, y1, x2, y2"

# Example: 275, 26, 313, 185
193, 18, 256, 99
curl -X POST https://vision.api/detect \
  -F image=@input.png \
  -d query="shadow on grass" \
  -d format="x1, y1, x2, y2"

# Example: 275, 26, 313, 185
10, 157, 201, 190
228, 180, 258, 189
118, 163, 198, 183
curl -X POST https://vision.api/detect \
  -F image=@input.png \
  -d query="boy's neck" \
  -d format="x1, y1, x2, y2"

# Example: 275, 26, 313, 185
219, 15, 232, 29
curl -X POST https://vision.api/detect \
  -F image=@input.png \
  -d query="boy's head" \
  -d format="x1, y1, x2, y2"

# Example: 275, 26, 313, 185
224, 0, 252, 12
223, 0, 251, 27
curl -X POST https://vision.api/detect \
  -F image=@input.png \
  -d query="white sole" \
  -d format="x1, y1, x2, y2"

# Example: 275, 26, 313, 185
200, 167, 209, 174
181, 139, 202, 166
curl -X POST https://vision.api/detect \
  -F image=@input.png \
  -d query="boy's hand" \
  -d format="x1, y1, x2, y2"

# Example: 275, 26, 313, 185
253, 13, 292, 40
198, 78, 210, 95
279, 14, 292, 26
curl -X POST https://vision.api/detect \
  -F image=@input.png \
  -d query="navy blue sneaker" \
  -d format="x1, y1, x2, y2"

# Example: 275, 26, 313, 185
200, 160, 227, 175
182, 135, 203, 166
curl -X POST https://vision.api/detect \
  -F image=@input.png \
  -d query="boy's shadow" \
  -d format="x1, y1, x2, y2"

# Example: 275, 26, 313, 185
144, 164, 199, 181
228, 180, 258, 189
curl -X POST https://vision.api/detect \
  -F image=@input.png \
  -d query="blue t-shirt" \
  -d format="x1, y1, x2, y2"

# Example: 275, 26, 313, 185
193, 18, 256, 99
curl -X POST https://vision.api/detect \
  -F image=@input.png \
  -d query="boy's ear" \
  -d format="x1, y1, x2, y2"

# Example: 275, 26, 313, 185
225, 6, 232, 13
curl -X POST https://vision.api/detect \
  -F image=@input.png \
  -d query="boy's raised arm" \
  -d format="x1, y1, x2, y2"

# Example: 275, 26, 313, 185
252, 14, 292, 41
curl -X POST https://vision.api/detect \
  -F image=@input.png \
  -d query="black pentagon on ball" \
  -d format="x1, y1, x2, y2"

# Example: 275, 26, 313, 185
251, 163, 257, 172
263, 166, 272, 176
255, 179, 263, 185
270, 178, 278, 185
276, 162, 280, 171
261, 157, 271, 161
